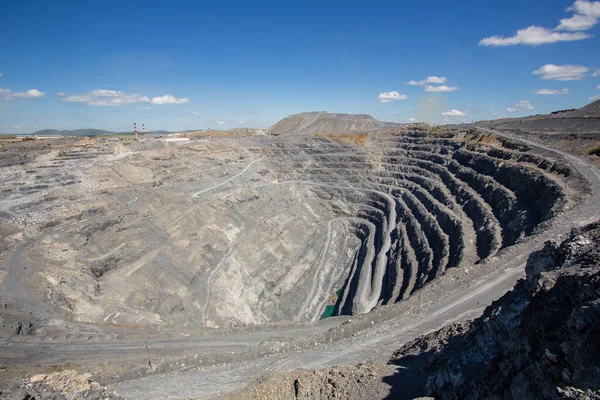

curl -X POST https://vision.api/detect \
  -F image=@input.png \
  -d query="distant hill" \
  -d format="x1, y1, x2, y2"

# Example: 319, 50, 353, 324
268, 111, 400, 135
479, 100, 600, 134
32, 129, 115, 137
28, 129, 173, 137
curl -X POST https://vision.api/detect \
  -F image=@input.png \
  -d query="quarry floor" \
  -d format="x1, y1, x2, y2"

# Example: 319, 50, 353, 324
0, 129, 599, 399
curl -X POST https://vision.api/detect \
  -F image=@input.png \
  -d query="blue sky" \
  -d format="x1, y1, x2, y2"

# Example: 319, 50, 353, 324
1, 0, 600, 133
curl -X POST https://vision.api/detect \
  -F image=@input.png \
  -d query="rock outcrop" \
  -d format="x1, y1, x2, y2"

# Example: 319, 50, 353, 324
389, 220, 600, 399
1, 370, 122, 400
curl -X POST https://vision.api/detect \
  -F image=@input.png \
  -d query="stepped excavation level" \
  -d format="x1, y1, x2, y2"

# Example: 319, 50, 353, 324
1, 105, 600, 399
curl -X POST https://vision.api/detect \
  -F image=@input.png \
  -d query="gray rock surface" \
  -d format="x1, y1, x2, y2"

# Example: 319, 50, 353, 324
389, 220, 600, 399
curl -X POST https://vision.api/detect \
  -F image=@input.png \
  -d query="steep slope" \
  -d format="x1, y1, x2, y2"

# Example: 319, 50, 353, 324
217, 221, 600, 400
389, 220, 600, 399
268, 111, 397, 135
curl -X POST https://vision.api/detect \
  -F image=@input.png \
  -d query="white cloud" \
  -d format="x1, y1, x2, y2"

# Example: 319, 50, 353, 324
407, 76, 447, 86
515, 100, 534, 110
237, 120, 245, 124
557, 14, 599, 30
0, 73, 3, 78
377, 91, 408, 103
407, 117, 417, 122
12, 125, 21, 129
217, 121, 225, 125
557, 0, 600, 30
479, 26, 590, 46
57, 92, 66, 96
61, 89, 189, 106
62, 89, 150, 106
149, 94, 189, 105
191, 111, 199, 116
535, 88, 571, 95
506, 108, 517, 112
480, 1, 600, 46
598, 84, 600, 89
0, 88, 46, 99
533, 64, 589, 80
590, 95, 600, 100
425, 85, 459, 92
491, 111, 498, 116
592, 69, 600, 77
136, 106, 152, 111
441, 109, 466, 116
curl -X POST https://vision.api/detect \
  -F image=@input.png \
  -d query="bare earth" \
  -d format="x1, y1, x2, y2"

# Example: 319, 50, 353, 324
0, 125, 599, 399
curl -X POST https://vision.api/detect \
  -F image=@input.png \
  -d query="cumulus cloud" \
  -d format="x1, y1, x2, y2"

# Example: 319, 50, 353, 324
425, 85, 459, 92
556, 0, 600, 30
515, 100, 534, 110
149, 94, 189, 105
491, 111, 498, 116
590, 95, 600, 100
598, 84, 600, 89
407, 76, 448, 86
480, 1, 600, 46
217, 121, 225, 125
377, 91, 408, 103
407, 117, 417, 122
0, 88, 46, 99
62, 90, 149, 106
479, 26, 590, 46
506, 108, 517, 112
535, 88, 571, 95
533, 64, 589, 80
57, 92, 66, 96
593, 69, 600, 77
441, 109, 466, 116
61, 89, 189, 106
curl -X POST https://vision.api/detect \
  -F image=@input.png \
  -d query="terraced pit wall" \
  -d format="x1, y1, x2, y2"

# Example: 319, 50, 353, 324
0, 129, 581, 331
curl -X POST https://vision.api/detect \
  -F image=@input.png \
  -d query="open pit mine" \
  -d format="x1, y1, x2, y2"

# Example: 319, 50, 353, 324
1, 107, 599, 399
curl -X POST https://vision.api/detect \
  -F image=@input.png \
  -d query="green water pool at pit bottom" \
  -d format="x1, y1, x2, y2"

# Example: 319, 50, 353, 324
320, 305, 336, 320
320, 288, 344, 319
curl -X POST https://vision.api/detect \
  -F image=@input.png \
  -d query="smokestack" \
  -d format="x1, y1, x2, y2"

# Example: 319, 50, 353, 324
134, 122, 138, 140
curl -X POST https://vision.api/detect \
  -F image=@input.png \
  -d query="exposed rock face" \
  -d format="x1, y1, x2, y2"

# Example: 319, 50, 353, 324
0, 129, 579, 331
267, 111, 397, 135
390, 220, 600, 399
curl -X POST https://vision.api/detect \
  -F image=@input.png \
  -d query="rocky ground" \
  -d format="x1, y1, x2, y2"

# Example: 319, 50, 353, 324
0, 119, 598, 399
1, 370, 122, 399
389, 220, 600, 399
218, 220, 600, 400
2, 128, 583, 334
474, 99, 600, 167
